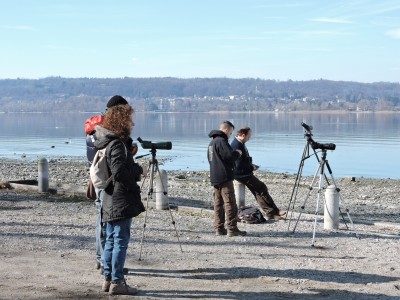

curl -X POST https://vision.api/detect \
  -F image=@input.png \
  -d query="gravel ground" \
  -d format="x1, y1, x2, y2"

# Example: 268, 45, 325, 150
0, 157, 399, 299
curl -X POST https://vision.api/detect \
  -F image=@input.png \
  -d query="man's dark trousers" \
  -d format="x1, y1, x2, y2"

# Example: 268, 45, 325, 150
236, 174, 279, 217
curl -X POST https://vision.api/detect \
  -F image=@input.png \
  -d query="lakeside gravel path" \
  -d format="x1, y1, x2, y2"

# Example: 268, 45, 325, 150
1, 157, 399, 299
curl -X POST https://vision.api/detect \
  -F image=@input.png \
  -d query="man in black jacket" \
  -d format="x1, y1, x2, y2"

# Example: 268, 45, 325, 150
208, 120, 246, 237
231, 126, 285, 220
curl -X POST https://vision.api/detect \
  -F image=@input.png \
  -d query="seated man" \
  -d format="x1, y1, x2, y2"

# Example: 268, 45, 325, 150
230, 126, 285, 220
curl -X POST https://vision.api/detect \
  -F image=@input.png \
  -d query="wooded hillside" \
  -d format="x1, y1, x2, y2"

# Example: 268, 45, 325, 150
1, 77, 399, 112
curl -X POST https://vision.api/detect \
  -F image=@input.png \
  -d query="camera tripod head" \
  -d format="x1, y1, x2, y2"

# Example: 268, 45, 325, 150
301, 122, 313, 133
302, 122, 314, 140
305, 133, 336, 151
301, 123, 336, 151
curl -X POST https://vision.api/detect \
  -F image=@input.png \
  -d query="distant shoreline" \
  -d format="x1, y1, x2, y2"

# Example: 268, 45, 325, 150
1, 110, 399, 114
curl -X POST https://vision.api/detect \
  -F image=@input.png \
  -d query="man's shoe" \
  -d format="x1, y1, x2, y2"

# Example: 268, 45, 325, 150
109, 280, 138, 295
95, 261, 101, 270
227, 229, 247, 237
215, 228, 227, 236
99, 266, 104, 275
102, 278, 111, 292
123, 267, 129, 274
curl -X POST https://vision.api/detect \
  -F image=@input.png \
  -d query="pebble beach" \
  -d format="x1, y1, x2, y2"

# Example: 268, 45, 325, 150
1, 156, 399, 224
1, 157, 399, 299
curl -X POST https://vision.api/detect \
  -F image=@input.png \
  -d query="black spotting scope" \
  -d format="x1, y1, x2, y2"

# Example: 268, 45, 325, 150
310, 140, 336, 151
137, 137, 172, 150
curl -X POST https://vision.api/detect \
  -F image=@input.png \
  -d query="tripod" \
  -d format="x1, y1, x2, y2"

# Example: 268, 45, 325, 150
138, 147, 183, 260
286, 127, 353, 246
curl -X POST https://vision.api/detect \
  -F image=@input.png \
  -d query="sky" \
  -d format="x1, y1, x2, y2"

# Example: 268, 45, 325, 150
1, 0, 400, 83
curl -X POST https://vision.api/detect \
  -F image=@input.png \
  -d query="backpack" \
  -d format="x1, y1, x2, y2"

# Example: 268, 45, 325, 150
85, 115, 104, 134
89, 139, 123, 190
238, 206, 267, 224
85, 115, 104, 165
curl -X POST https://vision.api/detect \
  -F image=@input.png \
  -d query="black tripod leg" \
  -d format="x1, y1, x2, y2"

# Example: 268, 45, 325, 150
139, 159, 184, 259
139, 161, 151, 190
138, 161, 155, 261
311, 164, 325, 246
292, 162, 321, 234
287, 142, 309, 229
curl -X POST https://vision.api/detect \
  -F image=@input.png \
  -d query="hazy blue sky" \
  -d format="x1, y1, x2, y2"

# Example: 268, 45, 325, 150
1, 0, 400, 82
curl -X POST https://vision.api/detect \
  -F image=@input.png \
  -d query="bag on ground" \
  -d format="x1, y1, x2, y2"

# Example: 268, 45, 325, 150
238, 206, 267, 224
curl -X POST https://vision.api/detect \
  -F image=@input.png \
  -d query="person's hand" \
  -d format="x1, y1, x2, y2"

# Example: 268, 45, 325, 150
141, 165, 148, 177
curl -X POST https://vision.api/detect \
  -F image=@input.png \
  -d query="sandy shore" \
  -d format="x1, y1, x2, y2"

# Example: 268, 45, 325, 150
1, 157, 399, 299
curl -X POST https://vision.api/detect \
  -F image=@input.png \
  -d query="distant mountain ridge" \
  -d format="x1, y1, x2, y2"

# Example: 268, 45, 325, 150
0, 77, 399, 112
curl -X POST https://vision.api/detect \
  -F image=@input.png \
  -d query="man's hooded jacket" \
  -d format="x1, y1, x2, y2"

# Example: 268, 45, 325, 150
207, 129, 241, 186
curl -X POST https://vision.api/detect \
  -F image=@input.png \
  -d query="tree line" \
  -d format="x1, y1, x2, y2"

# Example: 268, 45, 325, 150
0, 77, 399, 112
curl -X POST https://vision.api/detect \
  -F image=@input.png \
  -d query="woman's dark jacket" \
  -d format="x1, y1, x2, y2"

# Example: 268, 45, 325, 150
207, 129, 241, 186
94, 126, 145, 222
230, 137, 254, 179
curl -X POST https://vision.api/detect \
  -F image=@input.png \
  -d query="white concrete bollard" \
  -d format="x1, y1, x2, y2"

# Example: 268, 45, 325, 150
324, 185, 339, 229
234, 180, 245, 208
38, 157, 49, 192
155, 169, 169, 210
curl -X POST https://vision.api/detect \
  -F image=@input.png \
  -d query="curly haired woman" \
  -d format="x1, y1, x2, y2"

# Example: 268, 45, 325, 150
93, 99, 145, 295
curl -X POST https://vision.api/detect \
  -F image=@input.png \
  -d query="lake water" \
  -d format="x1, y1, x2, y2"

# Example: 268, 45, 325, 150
0, 112, 399, 179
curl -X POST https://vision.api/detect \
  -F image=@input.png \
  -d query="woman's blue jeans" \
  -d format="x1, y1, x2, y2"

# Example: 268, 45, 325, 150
103, 218, 132, 283
95, 188, 106, 266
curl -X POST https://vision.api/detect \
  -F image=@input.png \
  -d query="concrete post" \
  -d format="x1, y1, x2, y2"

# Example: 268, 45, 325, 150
38, 157, 49, 192
234, 180, 245, 208
155, 169, 169, 210
324, 185, 339, 229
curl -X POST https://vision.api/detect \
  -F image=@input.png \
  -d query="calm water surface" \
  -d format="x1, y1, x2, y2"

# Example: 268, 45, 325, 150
0, 112, 399, 179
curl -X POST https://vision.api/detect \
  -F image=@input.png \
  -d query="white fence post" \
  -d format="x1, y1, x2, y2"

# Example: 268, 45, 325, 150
38, 157, 49, 192
155, 169, 169, 210
234, 180, 245, 208
324, 185, 339, 229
